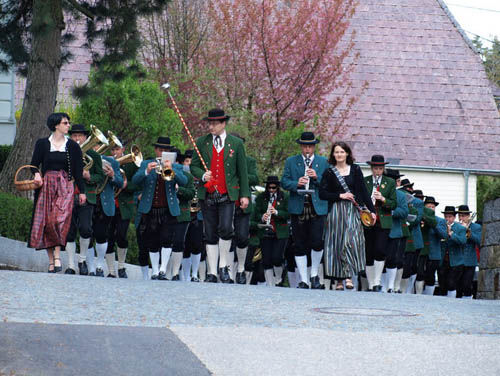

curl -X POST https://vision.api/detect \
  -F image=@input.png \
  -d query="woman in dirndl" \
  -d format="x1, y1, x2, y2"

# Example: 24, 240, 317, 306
29, 113, 86, 272
319, 142, 376, 290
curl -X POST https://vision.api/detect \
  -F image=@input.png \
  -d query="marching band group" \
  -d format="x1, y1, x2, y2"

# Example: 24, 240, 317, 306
27, 109, 482, 298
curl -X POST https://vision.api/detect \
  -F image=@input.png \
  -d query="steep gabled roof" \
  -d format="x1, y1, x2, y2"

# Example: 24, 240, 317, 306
334, 0, 500, 171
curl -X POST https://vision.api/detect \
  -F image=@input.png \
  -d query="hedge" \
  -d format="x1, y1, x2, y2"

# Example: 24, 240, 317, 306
0, 145, 12, 173
0, 191, 33, 242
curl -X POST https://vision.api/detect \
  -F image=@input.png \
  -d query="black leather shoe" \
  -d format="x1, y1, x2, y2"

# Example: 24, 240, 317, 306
235, 272, 246, 285
310, 275, 322, 289
372, 285, 382, 292
54, 258, 62, 273
89, 272, 96, 276
219, 266, 231, 283
95, 268, 104, 277
297, 281, 309, 289
78, 261, 88, 275
48, 263, 56, 273
118, 268, 128, 278
396, 289, 402, 294
387, 288, 393, 293
172, 274, 180, 281
205, 274, 218, 283
158, 271, 167, 280
151, 274, 159, 280
191, 276, 200, 282
107, 274, 116, 278
64, 268, 76, 275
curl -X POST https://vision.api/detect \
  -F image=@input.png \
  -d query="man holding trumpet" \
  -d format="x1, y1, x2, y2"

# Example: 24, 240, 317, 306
457, 205, 481, 299
132, 136, 188, 280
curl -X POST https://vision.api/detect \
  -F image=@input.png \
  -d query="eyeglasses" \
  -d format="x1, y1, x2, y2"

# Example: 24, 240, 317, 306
268, 185, 278, 190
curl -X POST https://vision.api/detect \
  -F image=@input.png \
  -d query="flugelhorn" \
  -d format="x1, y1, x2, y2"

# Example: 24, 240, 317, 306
116, 144, 143, 167
80, 125, 109, 170
155, 151, 177, 181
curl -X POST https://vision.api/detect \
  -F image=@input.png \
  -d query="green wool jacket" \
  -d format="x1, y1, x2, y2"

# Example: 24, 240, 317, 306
83, 149, 105, 205
190, 134, 250, 201
116, 162, 141, 220
177, 171, 196, 223
252, 190, 290, 240
419, 207, 438, 257
364, 175, 397, 229
405, 206, 419, 253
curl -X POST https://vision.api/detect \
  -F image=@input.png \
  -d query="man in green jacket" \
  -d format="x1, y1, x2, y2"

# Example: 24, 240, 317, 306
66, 124, 105, 276
363, 155, 397, 292
190, 109, 250, 283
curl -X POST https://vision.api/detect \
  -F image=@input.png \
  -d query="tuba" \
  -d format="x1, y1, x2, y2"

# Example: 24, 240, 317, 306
97, 130, 122, 155
80, 125, 109, 170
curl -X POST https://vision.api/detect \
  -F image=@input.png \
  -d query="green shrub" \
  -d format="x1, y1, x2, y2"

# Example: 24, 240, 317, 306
0, 145, 13, 173
477, 175, 500, 220
125, 223, 139, 265
0, 192, 33, 242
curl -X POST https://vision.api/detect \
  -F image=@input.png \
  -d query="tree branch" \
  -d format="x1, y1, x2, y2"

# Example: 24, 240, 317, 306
64, 0, 95, 20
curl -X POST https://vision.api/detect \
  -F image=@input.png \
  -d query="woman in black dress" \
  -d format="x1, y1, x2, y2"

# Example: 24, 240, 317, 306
29, 113, 86, 272
319, 141, 375, 290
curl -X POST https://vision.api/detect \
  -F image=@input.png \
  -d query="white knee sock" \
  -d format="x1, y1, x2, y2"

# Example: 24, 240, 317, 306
206, 244, 219, 276
447, 290, 457, 298
141, 266, 149, 280
87, 247, 96, 273
95, 242, 107, 269
182, 257, 192, 281
264, 269, 275, 287
394, 268, 404, 291
311, 250, 323, 278
218, 239, 232, 268
159, 247, 172, 273
105, 253, 116, 276
166, 257, 173, 279
171, 252, 183, 277
236, 247, 247, 273
199, 260, 207, 281
245, 271, 253, 285
400, 278, 409, 294
373, 260, 385, 286
273, 266, 283, 285
408, 274, 417, 294
423, 285, 435, 296
295, 255, 308, 284
79, 237, 91, 263
386, 268, 397, 291
191, 254, 201, 279
415, 280, 425, 294
117, 247, 127, 269
288, 271, 297, 288
66, 242, 76, 269
365, 265, 375, 289
149, 252, 160, 276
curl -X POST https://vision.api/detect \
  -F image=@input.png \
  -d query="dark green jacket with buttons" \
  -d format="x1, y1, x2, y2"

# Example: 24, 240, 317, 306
83, 149, 105, 205
252, 190, 290, 240
177, 171, 196, 223
116, 162, 141, 220
364, 175, 397, 230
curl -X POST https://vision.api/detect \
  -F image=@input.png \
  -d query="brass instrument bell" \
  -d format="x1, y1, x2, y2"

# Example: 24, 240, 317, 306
80, 125, 109, 170
116, 144, 143, 167
97, 130, 122, 155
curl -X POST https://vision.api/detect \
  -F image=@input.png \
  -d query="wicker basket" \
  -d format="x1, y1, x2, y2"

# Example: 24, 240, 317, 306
14, 165, 42, 191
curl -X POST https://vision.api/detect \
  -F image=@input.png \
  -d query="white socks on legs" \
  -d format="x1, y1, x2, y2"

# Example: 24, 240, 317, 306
365, 265, 375, 289
295, 255, 308, 284
386, 268, 397, 292
149, 252, 160, 276
199, 260, 207, 281
66, 242, 76, 270
170, 252, 183, 278
79, 237, 91, 263
288, 271, 297, 288
191, 254, 201, 279
159, 247, 172, 274
447, 290, 457, 298
373, 260, 385, 286
206, 244, 219, 276
105, 253, 116, 276
273, 266, 283, 285
95, 242, 107, 270
117, 247, 127, 269
423, 285, 435, 296
400, 278, 409, 294
218, 239, 232, 269
394, 268, 404, 292
310, 250, 323, 278
141, 266, 149, 280
415, 280, 425, 294
264, 269, 275, 287
182, 257, 192, 281
236, 247, 247, 273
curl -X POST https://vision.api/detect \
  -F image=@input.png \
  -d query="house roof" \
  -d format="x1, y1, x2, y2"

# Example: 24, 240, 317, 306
331, 0, 500, 172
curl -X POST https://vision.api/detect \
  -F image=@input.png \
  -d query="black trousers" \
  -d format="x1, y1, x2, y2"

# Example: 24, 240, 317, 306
244, 244, 259, 272
233, 208, 250, 248
184, 219, 204, 257
201, 198, 235, 244
424, 259, 440, 286
364, 226, 390, 265
106, 207, 130, 254
290, 214, 325, 256
261, 236, 288, 270
416, 254, 427, 281
402, 251, 419, 279
138, 207, 177, 252
285, 236, 297, 272
172, 221, 190, 254
136, 226, 149, 267
458, 265, 475, 297
438, 262, 464, 292
67, 199, 94, 242
386, 237, 405, 269
92, 200, 112, 244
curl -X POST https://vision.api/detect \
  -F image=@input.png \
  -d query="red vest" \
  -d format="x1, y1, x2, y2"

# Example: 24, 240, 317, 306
209, 145, 227, 195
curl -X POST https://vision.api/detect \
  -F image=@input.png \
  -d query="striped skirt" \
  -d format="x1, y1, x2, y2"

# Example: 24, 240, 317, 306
324, 200, 366, 279
29, 170, 74, 250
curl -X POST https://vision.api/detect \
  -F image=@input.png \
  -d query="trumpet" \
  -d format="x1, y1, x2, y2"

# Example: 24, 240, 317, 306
116, 144, 143, 168
460, 212, 477, 239
155, 158, 175, 181
80, 125, 109, 170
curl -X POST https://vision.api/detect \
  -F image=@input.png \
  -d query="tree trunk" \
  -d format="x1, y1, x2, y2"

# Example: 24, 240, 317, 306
0, 0, 64, 197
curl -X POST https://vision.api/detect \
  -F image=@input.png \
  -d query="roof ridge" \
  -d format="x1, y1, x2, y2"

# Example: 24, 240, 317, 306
435, 0, 480, 55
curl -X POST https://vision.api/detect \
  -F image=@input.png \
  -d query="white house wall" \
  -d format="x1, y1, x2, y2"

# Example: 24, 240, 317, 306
360, 167, 477, 217
0, 66, 16, 145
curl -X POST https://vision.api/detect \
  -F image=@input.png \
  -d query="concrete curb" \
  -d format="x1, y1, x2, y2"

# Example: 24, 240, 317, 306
0, 236, 146, 280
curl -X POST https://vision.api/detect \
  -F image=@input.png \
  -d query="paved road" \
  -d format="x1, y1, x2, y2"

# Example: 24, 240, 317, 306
0, 270, 499, 375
